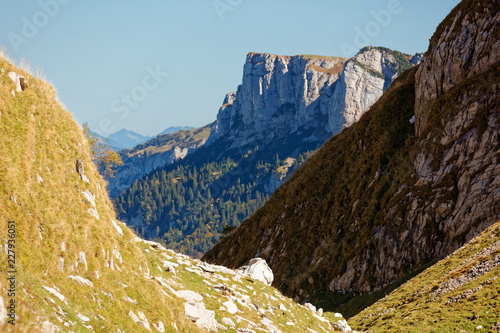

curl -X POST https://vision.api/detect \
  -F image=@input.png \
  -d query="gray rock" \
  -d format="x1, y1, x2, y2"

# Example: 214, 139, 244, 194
330, 318, 352, 333
42, 286, 65, 302
8, 71, 29, 92
304, 302, 316, 312
68, 275, 93, 287
175, 290, 203, 303
75, 159, 84, 177
261, 317, 281, 333
184, 302, 218, 332
128, 310, 151, 331
239, 258, 274, 285
41, 320, 55, 333
222, 299, 239, 314
152, 321, 165, 332
236, 329, 256, 333
58, 256, 64, 272
221, 317, 235, 328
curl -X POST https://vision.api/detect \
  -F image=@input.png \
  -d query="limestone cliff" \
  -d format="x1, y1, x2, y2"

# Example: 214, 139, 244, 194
209, 48, 418, 148
204, 0, 499, 306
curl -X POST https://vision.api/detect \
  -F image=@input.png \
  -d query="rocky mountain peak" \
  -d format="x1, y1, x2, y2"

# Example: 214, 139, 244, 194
210, 48, 416, 148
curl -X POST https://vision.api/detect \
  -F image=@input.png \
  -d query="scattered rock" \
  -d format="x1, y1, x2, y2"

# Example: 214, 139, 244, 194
236, 328, 256, 333
491, 322, 500, 332
238, 258, 274, 285
8, 71, 29, 92
137, 311, 151, 331
76, 159, 84, 176
128, 310, 151, 331
217, 322, 228, 331
184, 302, 218, 332
223, 299, 239, 314
222, 317, 235, 328
175, 290, 203, 303
58, 256, 64, 272
198, 262, 236, 275
76, 313, 90, 322
317, 308, 323, 316
82, 190, 96, 208
89, 207, 99, 220
81, 174, 90, 183
10, 194, 17, 205
261, 317, 281, 333
161, 260, 179, 275
68, 275, 93, 287
123, 296, 137, 304
111, 220, 123, 235
41, 320, 56, 333
152, 321, 165, 332
330, 318, 352, 333
304, 302, 317, 312
79, 251, 88, 271
37, 173, 43, 183
42, 286, 65, 302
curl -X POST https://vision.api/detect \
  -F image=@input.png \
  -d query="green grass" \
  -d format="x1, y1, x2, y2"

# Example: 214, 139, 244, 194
349, 222, 500, 332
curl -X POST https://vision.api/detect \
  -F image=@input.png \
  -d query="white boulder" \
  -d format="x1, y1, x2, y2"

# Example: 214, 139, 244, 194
8, 71, 29, 92
238, 258, 274, 285
184, 302, 218, 332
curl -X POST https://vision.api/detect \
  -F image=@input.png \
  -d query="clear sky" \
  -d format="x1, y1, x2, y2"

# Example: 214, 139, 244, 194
1, 0, 459, 137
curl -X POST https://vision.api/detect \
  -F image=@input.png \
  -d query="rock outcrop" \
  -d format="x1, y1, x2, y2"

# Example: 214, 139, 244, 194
209, 48, 418, 148
8, 71, 28, 92
238, 258, 274, 285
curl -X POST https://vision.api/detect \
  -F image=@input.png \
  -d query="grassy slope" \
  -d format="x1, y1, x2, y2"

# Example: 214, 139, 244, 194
350, 220, 500, 332
0, 56, 342, 332
0, 55, 197, 332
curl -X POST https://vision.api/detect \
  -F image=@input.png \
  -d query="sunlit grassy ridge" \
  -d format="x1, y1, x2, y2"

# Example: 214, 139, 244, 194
0, 55, 344, 332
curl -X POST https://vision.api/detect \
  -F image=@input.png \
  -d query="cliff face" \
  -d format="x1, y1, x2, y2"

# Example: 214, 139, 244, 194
415, 1, 500, 136
204, 0, 499, 304
209, 48, 418, 148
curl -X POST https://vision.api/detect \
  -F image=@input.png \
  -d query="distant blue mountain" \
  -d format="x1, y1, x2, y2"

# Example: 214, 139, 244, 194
90, 131, 124, 151
107, 129, 153, 150
159, 126, 194, 135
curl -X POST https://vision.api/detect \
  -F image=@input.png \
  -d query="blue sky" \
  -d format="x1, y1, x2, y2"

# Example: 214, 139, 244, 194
1, 0, 459, 136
